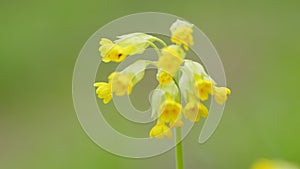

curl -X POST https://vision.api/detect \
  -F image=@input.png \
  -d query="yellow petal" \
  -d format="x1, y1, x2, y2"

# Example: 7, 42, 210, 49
158, 71, 173, 85
149, 124, 172, 139
214, 87, 231, 104
94, 82, 112, 104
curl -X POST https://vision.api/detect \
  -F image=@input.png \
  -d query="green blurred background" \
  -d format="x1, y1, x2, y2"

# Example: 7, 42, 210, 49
1, 0, 300, 169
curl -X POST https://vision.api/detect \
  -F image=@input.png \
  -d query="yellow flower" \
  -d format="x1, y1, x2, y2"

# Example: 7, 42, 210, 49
99, 38, 132, 63
93, 82, 112, 104
170, 20, 194, 50
158, 71, 173, 85
116, 33, 166, 55
183, 101, 208, 122
213, 87, 231, 104
149, 123, 172, 139
158, 99, 182, 127
194, 76, 214, 101
109, 72, 134, 96
99, 33, 166, 63
157, 45, 184, 76
251, 159, 276, 169
251, 159, 299, 169
183, 102, 199, 121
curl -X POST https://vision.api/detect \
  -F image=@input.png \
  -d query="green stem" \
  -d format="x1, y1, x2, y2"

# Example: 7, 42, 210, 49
148, 41, 162, 56
155, 38, 168, 47
149, 37, 167, 48
173, 72, 184, 169
176, 128, 184, 169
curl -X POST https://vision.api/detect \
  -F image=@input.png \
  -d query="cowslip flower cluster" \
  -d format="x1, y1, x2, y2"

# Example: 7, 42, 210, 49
94, 19, 231, 139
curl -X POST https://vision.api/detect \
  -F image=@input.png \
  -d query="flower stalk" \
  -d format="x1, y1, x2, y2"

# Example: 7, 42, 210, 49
176, 127, 184, 169
174, 71, 184, 169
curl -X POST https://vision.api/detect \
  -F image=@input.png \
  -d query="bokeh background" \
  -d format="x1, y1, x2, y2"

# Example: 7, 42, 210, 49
1, 0, 300, 169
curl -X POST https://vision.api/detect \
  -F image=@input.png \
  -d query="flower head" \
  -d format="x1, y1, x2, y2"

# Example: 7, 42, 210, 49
213, 87, 231, 104
183, 101, 208, 122
157, 45, 185, 76
99, 38, 131, 63
109, 72, 134, 96
158, 99, 182, 127
149, 123, 172, 139
194, 75, 214, 101
170, 20, 194, 50
93, 82, 112, 104
115, 33, 162, 55
158, 71, 173, 86
99, 33, 166, 63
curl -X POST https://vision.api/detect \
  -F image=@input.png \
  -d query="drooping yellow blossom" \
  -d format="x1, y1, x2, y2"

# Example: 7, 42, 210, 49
251, 159, 299, 169
158, 71, 173, 85
115, 33, 167, 54
99, 33, 166, 63
109, 72, 134, 96
170, 20, 194, 50
93, 82, 112, 104
99, 38, 133, 63
183, 101, 208, 122
183, 102, 198, 121
213, 87, 231, 105
157, 45, 185, 76
149, 123, 172, 139
194, 75, 214, 101
158, 99, 182, 127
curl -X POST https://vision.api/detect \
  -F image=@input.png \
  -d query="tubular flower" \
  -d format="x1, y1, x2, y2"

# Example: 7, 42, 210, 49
157, 45, 185, 76
170, 19, 194, 50
158, 71, 173, 85
99, 33, 165, 63
99, 38, 133, 63
213, 87, 231, 104
194, 76, 214, 101
93, 82, 112, 104
183, 101, 199, 121
109, 72, 134, 96
158, 99, 182, 128
115, 33, 166, 54
183, 101, 208, 122
149, 123, 172, 139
